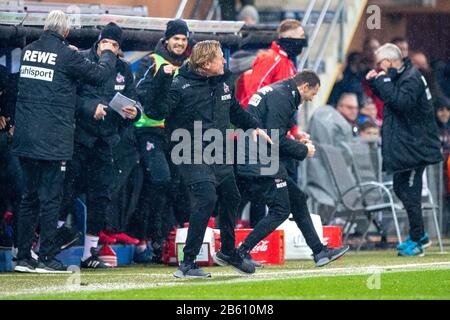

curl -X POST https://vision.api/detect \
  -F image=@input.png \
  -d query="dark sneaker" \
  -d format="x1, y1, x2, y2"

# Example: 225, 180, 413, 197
229, 249, 256, 275
173, 262, 211, 279
215, 250, 263, 269
35, 258, 72, 273
14, 258, 38, 273
213, 251, 232, 267
314, 245, 349, 267
80, 248, 112, 269
240, 251, 263, 269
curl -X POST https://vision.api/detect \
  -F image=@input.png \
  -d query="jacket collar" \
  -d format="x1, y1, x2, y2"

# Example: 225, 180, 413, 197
286, 78, 302, 107
270, 41, 289, 58
41, 30, 65, 42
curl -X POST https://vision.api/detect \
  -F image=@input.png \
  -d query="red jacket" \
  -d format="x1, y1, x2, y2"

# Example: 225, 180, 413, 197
237, 41, 297, 107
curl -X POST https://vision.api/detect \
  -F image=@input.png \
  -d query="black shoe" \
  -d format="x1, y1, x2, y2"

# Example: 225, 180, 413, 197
313, 245, 349, 267
173, 262, 211, 279
53, 225, 81, 254
14, 258, 38, 273
213, 251, 232, 266
35, 258, 71, 273
80, 248, 112, 269
240, 250, 263, 269
228, 249, 256, 275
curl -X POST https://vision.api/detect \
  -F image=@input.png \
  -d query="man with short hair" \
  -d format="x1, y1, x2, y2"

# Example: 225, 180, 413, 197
367, 43, 443, 256
336, 93, 360, 136
13, 10, 117, 273
134, 19, 191, 264
235, 71, 349, 268
238, 19, 308, 107
150, 40, 272, 278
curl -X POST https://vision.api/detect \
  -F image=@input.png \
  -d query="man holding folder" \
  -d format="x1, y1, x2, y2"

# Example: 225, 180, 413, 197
60, 22, 140, 269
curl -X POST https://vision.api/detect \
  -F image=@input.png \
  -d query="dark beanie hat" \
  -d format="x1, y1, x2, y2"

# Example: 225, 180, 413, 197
165, 19, 190, 40
99, 22, 123, 46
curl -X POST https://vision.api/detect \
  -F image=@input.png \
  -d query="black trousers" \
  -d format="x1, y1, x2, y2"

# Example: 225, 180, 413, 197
136, 133, 172, 243
0, 149, 23, 247
183, 173, 241, 262
60, 141, 114, 236
239, 175, 324, 255
17, 157, 65, 260
393, 167, 426, 242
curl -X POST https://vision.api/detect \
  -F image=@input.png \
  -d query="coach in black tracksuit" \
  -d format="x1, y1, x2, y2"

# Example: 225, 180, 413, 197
149, 40, 272, 278
12, 11, 117, 272
367, 44, 442, 255
61, 23, 140, 268
236, 72, 349, 267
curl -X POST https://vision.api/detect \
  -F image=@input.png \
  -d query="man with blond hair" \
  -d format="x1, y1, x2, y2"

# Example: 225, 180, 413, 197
13, 10, 117, 273
149, 40, 272, 278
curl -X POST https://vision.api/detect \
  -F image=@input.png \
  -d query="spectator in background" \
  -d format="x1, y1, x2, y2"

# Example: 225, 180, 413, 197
359, 121, 380, 140
391, 37, 409, 58
360, 37, 384, 122
13, 11, 117, 273
358, 98, 381, 127
434, 96, 450, 236
238, 19, 307, 107
336, 93, 359, 136
435, 96, 450, 160
328, 52, 366, 107
411, 51, 444, 99
219, 0, 255, 21
361, 37, 380, 71
237, 5, 259, 25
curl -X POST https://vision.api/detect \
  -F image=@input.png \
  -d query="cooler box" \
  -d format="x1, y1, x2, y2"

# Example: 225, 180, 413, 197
322, 226, 343, 248
175, 227, 216, 266
277, 214, 323, 260
235, 229, 284, 265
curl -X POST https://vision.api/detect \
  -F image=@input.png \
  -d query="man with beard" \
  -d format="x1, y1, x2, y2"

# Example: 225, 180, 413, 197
134, 19, 191, 263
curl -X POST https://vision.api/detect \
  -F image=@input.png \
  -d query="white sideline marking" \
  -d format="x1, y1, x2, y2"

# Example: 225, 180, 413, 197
1, 261, 449, 297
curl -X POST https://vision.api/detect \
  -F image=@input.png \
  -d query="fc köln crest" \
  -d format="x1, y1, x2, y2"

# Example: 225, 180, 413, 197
223, 82, 230, 93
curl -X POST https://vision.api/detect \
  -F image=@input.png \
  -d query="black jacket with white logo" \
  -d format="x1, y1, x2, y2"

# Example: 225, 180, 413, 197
12, 31, 116, 160
74, 42, 140, 149
370, 58, 443, 173
237, 78, 308, 178
149, 63, 260, 184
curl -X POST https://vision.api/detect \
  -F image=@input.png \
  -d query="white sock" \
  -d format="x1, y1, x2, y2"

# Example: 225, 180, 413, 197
82, 235, 99, 261
57, 221, 65, 228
